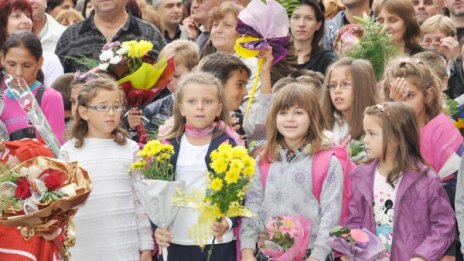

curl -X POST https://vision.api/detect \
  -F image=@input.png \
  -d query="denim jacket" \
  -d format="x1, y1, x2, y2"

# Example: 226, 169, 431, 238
345, 159, 455, 261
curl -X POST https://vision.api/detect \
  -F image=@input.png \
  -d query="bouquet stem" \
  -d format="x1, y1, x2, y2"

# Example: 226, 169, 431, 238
207, 217, 222, 261
137, 123, 148, 144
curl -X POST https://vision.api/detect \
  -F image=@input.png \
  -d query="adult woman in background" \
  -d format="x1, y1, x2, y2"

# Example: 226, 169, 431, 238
375, 0, 426, 56
0, 0, 64, 87
290, 0, 336, 75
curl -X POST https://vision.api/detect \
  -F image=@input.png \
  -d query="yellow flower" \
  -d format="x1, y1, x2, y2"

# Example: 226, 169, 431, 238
211, 178, 223, 191
455, 118, 464, 129
231, 146, 248, 159
210, 150, 219, 161
230, 159, 244, 171
243, 157, 255, 168
225, 168, 240, 184
243, 166, 255, 177
218, 143, 233, 151
121, 40, 153, 58
211, 160, 228, 174
131, 161, 146, 170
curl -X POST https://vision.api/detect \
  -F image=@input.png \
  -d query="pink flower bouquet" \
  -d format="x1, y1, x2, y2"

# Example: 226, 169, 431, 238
327, 226, 385, 261
258, 215, 311, 261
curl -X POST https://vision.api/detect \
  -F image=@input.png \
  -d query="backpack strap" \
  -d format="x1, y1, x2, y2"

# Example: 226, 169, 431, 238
259, 158, 271, 188
35, 85, 45, 106
311, 150, 334, 202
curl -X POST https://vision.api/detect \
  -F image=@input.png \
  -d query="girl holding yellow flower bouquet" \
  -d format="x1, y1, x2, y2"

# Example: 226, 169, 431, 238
154, 72, 245, 261
240, 83, 344, 261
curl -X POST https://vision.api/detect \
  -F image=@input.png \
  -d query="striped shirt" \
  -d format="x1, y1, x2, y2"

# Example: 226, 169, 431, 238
55, 13, 166, 73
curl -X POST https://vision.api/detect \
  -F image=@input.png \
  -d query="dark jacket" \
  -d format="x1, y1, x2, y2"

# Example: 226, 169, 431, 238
297, 48, 336, 75
447, 55, 464, 99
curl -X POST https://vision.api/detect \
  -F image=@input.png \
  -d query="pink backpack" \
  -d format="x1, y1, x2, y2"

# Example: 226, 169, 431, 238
258, 147, 354, 224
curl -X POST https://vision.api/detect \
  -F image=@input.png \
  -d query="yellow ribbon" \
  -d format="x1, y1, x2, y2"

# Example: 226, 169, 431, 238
455, 118, 464, 129
234, 36, 264, 128
117, 57, 169, 90
173, 189, 254, 247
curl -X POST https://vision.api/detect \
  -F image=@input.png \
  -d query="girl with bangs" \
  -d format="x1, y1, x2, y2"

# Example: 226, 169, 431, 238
240, 83, 343, 261
345, 102, 454, 260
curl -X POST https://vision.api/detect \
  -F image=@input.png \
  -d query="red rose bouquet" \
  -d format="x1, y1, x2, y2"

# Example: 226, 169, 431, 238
0, 157, 91, 259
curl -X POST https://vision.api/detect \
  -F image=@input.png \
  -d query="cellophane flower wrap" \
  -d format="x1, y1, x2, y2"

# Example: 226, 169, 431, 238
327, 226, 385, 261
258, 215, 311, 261
97, 40, 176, 143
4, 76, 61, 156
173, 143, 255, 246
234, 0, 289, 126
0, 157, 91, 259
130, 139, 184, 260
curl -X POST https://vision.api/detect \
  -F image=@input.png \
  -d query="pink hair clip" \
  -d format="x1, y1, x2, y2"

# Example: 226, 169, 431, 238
375, 103, 391, 118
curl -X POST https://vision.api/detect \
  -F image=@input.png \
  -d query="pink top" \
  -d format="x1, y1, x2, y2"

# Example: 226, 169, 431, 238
1, 84, 65, 144
420, 113, 463, 173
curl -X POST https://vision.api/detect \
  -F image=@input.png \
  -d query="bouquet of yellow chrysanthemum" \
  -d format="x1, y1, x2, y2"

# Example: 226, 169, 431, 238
130, 140, 175, 180
129, 140, 184, 261
207, 143, 255, 215
172, 143, 255, 260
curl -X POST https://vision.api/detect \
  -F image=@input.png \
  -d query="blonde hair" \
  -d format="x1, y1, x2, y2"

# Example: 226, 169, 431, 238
72, 78, 127, 147
263, 83, 328, 162
55, 9, 84, 26
364, 102, 424, 187
159, 39, 200, 71
321, 57, 378, 140
163, 72, 231, 140
421, 15, 456, 37
382, 57, 443, 121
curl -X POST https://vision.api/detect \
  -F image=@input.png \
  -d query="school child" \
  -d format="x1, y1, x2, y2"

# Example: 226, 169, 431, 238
346, 102, 455, 260
321, 57, 378, 163
58, 78, 154, 261
153, 72, 244, 261
240, 83, 344, 261
141, 39, 200, 134
384, 58, 464, 258
0, 32, 64, 143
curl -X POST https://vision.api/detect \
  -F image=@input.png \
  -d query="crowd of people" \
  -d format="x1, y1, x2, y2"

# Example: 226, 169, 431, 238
1, 0, 464, 260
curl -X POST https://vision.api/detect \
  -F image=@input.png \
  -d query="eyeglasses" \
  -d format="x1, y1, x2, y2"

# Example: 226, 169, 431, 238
87, 104, 124, 112
327, 80, 352, 91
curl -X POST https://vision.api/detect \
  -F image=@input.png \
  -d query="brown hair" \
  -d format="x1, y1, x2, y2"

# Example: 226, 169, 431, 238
412, 51, 447, 81
375, 0, 422, 55
162, 72, 231, 140
263, 83, 328, 162
382, 57, 443, 120
321, 57, 378, 140
72, 78, 127, 147
364, 102, 424, 187
210, 1, 243, 25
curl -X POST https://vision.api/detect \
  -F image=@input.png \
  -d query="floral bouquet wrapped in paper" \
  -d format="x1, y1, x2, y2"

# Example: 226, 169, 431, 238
327, 226, 385, 261
173, 143, 255, 259
234, 0, 289, 125
258, 215, 311, 261
97, 40, 175, 143
0, 157, 91, 258
130, 139, 184, 260
4, 76, 61, 156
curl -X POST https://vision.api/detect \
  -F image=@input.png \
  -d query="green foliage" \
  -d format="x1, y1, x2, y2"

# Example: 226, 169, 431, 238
64, 55, 99, 70
447, 98, 459, 116
41, 190, 65, 203
345, 14, 399, 81
275, 0, 300, 17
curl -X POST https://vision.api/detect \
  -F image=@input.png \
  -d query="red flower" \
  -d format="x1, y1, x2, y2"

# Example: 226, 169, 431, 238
41, 169, 66, 191
15, 177, 31, 199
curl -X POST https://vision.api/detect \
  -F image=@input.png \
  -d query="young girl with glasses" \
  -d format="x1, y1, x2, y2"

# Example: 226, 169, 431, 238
321, 57, 378, 163
58, 78, 154, 261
